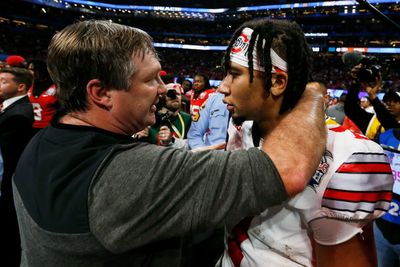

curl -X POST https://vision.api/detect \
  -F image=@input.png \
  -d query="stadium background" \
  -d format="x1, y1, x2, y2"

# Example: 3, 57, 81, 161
0, 0, 399, 97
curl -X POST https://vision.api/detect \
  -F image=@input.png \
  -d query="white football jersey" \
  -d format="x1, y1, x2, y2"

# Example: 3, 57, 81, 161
219, 118, 393, 267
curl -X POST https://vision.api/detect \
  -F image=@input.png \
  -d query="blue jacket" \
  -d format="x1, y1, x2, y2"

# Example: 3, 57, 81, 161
188, 93, 229, 149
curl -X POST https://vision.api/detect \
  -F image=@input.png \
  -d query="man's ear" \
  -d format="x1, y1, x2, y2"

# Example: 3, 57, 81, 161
86, 79, 112, 110
17, 83, 27, 93
270, 72, 288, 97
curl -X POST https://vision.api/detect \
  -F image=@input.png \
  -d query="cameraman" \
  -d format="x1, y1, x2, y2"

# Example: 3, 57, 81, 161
344, 63, 400, 141
138, 83, 191, 148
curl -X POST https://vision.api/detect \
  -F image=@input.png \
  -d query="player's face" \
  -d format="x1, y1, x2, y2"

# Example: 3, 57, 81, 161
218, 61, 276, 124
108, 52, 166, 134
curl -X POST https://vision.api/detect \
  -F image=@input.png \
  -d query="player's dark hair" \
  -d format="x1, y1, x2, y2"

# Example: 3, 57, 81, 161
223, 18, 313, 113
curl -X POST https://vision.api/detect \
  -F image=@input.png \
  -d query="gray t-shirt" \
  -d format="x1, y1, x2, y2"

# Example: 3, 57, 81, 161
14, 124, 287, 267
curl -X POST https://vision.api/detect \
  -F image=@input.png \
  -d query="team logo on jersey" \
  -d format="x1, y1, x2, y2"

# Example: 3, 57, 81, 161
192, 112, 200, 122
199, 92, 206, 100
309, 149, 333, 191
46, 87, 56, 96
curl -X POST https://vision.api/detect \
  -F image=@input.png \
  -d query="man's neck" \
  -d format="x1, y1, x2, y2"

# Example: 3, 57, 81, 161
60, 111, 136, 137
59, 113, 98, 127
2, 94, 27, 110
170, 110, 179, 117
256, 116, 282, 137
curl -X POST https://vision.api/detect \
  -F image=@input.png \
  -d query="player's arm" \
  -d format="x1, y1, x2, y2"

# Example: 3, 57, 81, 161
314, 222, 376, 267
311, 143, 392, 267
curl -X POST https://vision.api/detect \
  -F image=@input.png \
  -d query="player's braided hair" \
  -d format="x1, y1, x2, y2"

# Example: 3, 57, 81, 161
223, 18, 313, 113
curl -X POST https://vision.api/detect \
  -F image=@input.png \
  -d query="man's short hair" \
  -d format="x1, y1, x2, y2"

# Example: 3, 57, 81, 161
383, 90, 400, 103
0, 67, 33, 90
47, 20, 157, 113
223, 18, 312, 114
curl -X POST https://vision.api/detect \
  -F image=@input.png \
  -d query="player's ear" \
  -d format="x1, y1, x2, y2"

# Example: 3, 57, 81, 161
270, 72, 288, 97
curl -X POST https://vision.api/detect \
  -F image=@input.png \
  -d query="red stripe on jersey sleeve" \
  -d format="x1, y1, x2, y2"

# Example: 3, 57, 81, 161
227, 216, 253, 267
323, 189, 392, 202
227, 239, 244, 267
337, 162, 392, 173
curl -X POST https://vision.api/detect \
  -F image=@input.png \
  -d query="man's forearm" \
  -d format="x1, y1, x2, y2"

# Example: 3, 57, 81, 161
261, 83, 326, 196
344, 82, 371, 133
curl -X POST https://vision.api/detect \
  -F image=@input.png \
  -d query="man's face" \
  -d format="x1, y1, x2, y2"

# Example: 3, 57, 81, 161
108, 52, 166, 134
0, 72, 19, 100
165, 89, 181, 112
182, 80, 191, 92
193, 75, 206, 91
217, 61, 275, 123
360, 98, 370, 109
385, 98, 400, 119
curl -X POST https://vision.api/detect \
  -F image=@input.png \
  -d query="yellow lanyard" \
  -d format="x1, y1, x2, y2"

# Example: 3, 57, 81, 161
169, 113, 185, 139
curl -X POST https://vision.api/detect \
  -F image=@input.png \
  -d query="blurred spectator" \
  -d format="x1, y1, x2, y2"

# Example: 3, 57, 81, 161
159, 70, 175, 84
326, 92, 346, 124
383, 90, 400, 123
330, 96, 339, 106
180, 79, 193, 113
188, 92, 228, 150
360, 96, 375, 114
181, 79, 193, 94
140, 83, 191, 148
6, 55, 26, 68
0, 60, 6, 70
345, 68, 400, 140
27, 59, 57, 133
375, 129, 400, 267
190, 73, 215, 121
0, 67, 34, 267
319, 81, 362, 133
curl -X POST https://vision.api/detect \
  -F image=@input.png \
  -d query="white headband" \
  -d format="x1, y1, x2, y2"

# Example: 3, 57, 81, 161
230, 27, 288, 73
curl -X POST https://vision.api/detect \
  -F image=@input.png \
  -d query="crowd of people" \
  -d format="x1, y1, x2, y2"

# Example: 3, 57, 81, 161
1, 21, 400, 93
0, 16, 398, 267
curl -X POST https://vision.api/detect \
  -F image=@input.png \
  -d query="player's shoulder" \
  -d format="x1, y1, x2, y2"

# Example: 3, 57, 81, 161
321, 127, 393, 223
327, 123, 383, 155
